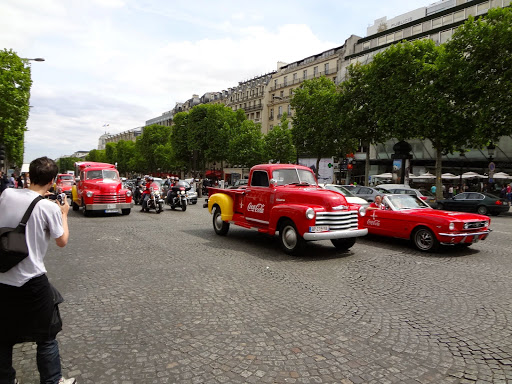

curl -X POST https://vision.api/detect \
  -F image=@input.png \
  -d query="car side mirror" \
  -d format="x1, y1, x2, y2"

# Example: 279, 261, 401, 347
269, 178, 278, 188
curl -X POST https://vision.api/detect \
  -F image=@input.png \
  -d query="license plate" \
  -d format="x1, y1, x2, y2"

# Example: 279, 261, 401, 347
105, 209, 118, 213
473, 235, 480, 243
106, 204, 116, 209
309, 225, 329, 233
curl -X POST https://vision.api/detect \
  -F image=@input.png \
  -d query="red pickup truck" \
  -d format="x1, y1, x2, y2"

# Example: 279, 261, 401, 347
205, 164, 368, 254
71, 162, 133, 216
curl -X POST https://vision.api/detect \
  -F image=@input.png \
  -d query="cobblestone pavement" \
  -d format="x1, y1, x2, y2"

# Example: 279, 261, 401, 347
12, 204, 512, 383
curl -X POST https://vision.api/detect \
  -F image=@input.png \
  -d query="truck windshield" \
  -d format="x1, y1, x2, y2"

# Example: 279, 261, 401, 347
273, 169, 317, 186
86, 170, 119, 180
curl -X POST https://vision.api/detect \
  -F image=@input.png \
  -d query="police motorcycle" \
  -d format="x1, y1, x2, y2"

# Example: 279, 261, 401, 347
166, 179, 191, 211
141, 179, 164, 213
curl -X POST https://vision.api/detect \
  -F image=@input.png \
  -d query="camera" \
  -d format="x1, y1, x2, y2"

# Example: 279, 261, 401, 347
48, 192, 66, 205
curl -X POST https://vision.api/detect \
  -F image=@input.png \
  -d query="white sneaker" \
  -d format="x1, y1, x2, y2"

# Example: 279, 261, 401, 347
58, 378, 76, 384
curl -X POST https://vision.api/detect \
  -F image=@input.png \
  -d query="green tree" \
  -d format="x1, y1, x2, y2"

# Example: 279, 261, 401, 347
135, 124, 171, 173
188, 104, 241, 174
340, 63, 391, 185
0, 49, 33, 167
368, 39, 472, 199
86, 149, 107, 163
105, 142, 117, 165
170, 112, 191, 173
290, 77, 343, 178
227, 120, 265, 167
444, 7, 512, 145
57, 157, 82, 173
264, 113, 296, 164
115, 140, 137, 175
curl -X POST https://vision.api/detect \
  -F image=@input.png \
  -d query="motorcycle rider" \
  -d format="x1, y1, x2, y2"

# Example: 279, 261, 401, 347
167, 176, 178, 206
133, 176, 143, 204
140, 176, 153, 212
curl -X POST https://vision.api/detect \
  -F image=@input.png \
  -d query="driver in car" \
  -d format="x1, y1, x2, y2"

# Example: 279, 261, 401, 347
368, 195, 386, 210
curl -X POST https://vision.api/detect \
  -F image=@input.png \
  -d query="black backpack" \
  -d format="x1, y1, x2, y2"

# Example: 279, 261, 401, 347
0, 196, 43, 273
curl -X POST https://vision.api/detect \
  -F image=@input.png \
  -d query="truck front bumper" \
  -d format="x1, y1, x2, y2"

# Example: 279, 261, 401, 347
85, 202, 134, 211
303, 228, 368, 241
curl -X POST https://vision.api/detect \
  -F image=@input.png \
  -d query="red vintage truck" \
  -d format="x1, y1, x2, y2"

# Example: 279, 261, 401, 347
71, 162, 133, 216
205, 163, 368, 254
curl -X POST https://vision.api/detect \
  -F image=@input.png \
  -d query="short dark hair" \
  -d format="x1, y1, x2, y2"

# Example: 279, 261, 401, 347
29, 157, 58, 186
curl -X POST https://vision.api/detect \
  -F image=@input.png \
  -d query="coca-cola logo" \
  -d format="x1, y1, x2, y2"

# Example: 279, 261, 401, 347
247, 202, 265, 214
367, 219, 380, 227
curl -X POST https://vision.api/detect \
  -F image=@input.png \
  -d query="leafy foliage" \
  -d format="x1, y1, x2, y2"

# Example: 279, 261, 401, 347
0, 49, 33, 167
264, 113, 296, 164
86, 149, 107, 163
135, 124, 171, 172
227, 120, 265, 167
57, 157, 82, 173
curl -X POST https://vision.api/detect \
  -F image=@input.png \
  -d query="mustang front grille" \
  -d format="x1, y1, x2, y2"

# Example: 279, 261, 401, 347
315, 211, 359, 231
464, 221, 487, 230
93, 194, 128, 204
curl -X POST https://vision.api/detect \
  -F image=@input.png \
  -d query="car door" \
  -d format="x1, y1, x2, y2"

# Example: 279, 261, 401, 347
363, 207, 397, 237
444, 193, 467, 211
243, 170, 273, 227
465, 192, 484, 213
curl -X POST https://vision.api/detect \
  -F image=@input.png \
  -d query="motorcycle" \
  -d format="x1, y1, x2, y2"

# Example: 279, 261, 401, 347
142, 182, 164, 213
166, 180, 191, 211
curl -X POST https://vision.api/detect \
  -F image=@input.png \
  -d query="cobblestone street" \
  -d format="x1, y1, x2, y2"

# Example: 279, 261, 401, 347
12, 205, 512, 384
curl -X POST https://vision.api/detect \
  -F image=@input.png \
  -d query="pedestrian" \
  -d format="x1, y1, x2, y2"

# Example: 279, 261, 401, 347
8, 174, 16, 188
507, 183, 512, 203
448, 185, 454, 198
430, 184, 436, 194
16, 174, 23, 189
0, 157, 76, 384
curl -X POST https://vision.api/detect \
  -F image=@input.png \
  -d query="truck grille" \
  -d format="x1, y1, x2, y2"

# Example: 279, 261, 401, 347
93, 194, 127, 204
315, 211, 359, 231
464, 221, 487, 230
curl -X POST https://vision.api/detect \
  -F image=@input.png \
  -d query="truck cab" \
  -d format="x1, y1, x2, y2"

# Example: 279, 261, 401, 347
71, 162, 133, 216
206, 164, 368, 254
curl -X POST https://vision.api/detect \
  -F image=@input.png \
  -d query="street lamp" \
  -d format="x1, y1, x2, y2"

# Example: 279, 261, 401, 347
487, 142, 496, 161
22, 58, 45, 62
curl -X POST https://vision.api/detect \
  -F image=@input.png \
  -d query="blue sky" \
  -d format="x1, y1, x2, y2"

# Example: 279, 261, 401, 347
1, 0, 432, 162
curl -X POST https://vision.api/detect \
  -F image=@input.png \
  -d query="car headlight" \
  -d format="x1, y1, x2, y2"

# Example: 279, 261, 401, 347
359, 206, 367, 217
126, 190, 132, 197
463, 223, 469, 230
449, 223, 455, 230
86, 191, 93, 198
484, 220, 489, 227
305, 208, 315, 220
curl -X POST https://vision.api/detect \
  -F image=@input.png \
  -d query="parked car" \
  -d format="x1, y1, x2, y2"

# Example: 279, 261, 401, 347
359, 194, 492, 251
340, 185, 383, 202
437, 192, 510, 216
375, 185, 437, 208
319, 184, 370, 208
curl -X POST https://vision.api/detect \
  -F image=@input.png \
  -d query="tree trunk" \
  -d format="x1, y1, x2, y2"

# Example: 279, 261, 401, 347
435, 147, 443, 201
365, 142, 371, 186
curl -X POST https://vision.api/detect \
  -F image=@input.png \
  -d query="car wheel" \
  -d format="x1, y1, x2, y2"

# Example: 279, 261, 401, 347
72, 202, 79, 211
212, 206, 229, 235
279, 219, 305, 255
331, 238, 356, 251
412, 227, 439, 252
477, 205, 488, 215
121, 208, 131, 215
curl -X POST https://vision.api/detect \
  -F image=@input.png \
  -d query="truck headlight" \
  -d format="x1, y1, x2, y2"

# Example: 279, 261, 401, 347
359, 206, 367, 217
449, 223, 455, 230
305, 208, 315, 220
86, 191, 93, 198
126, 190, 132, 197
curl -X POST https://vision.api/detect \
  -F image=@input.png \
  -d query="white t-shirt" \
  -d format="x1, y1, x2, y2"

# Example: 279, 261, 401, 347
0, 189, 64, 287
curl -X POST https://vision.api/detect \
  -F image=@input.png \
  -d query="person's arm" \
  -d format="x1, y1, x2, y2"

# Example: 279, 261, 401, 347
55, 196, 70, 247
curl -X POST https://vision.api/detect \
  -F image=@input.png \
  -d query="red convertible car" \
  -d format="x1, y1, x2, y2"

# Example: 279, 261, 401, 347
360, 194, 491, 252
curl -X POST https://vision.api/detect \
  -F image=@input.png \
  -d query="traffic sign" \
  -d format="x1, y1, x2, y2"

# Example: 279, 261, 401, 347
489, 162, 495, 172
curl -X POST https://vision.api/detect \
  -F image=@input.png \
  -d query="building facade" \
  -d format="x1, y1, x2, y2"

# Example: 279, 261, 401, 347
336, 0, 512, 183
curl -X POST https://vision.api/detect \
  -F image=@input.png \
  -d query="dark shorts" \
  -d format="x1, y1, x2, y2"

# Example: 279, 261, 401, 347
0, 274, 63, 343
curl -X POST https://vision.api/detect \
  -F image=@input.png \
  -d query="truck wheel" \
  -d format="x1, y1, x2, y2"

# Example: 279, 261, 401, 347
82, 200, 91, 217
279, 219, 305, 255
122, 208, 131, 215
212, 206, 229, 235
412, 227, 439, 252
331, 238, 356, 251
72, 202, 79, 211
